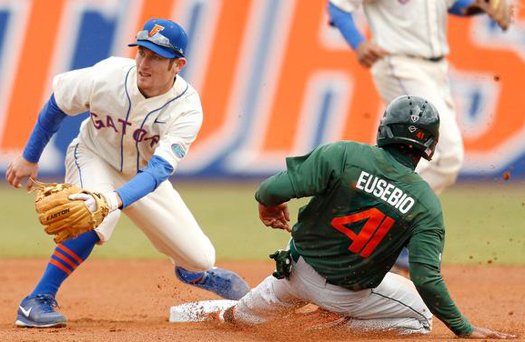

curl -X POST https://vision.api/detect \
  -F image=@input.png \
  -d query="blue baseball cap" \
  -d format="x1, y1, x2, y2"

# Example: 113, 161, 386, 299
128, 18, 187, 59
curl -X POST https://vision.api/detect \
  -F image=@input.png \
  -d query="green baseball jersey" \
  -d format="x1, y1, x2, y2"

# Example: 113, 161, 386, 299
277, 141, 443, 289
256, 141, 473, 336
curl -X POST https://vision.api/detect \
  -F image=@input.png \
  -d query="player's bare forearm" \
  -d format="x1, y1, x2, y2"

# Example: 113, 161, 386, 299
5, 156, 39, 191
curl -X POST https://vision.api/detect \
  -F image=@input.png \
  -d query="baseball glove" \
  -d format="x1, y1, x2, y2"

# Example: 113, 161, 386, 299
33, 181, 110, 243
465, 0, 512, 31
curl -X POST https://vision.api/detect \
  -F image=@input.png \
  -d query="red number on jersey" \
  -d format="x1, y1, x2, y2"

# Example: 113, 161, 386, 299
330, 208, 395, 258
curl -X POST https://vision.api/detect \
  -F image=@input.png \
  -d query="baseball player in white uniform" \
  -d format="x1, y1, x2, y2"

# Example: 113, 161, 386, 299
6, 18, 250, 328
327, 0, 512, 272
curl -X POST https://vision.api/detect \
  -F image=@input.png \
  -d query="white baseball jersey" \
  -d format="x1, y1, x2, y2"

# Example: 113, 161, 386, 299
56, 57, 215, 271
53, 57, 202, 178
330, 0, 457, 58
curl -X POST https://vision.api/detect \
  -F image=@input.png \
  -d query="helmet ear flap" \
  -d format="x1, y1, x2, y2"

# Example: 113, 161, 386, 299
377, 124, 394, 141
384, 125, 395, 139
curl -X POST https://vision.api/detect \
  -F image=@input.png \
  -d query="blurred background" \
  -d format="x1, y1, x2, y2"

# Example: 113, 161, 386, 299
0, 0, 523, 264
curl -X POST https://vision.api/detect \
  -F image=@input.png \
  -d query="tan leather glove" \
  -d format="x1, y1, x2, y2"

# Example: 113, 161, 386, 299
33, 181, 111, 243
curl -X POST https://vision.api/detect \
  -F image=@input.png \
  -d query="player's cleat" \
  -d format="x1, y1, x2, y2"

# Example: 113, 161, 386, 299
175, 266, 250, 300
15, 294, 67, 328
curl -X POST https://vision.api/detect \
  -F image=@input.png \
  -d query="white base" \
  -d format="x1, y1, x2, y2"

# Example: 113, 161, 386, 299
169, 299, 237, 323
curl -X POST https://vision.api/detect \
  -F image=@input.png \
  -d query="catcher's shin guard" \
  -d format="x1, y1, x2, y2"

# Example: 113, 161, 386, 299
175, 266, 250, 300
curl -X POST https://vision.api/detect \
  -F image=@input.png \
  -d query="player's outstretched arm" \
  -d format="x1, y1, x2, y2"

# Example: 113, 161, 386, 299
468, 326, 516, 339
409, 253, 516, 338
5, 156, 39, 191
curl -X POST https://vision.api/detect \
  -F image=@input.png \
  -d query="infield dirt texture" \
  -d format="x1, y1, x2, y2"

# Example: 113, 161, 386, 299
0, 260, 524, 341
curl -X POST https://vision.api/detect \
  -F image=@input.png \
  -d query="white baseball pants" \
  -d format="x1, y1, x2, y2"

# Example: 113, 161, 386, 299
233, 257, 432, 334
64, 140, 215, 272
372, 55, 464, 194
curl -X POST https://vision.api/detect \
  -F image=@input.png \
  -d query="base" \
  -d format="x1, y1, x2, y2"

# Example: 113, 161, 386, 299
169, 299, 237, 323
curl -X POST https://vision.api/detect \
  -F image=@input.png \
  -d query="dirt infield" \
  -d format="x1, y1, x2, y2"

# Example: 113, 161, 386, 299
0, 259, 523, 342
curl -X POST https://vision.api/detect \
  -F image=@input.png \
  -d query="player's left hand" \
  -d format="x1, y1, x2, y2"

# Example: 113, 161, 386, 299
258, 203, 291, 232
467, 326, 516, 339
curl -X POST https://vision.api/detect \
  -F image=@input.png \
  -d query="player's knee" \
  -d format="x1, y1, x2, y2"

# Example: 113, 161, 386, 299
427, 316, 433, 330
418, 316, 433, 334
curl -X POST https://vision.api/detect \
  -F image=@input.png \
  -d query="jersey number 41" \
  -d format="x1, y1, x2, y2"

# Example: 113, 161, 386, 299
330, 208, 395, 258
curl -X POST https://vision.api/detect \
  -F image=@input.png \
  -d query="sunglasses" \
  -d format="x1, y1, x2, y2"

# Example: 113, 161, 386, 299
135, 30, 184, 57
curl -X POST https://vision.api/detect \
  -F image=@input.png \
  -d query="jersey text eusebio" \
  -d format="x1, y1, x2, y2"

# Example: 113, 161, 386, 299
356, 171, 415, 214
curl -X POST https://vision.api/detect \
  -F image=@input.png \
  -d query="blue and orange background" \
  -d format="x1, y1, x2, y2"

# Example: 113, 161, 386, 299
0, 0, 525, 179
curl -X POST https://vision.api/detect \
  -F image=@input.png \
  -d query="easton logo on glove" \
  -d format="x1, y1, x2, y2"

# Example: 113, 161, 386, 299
46, 209, 70, 221
32, 181, 111, 243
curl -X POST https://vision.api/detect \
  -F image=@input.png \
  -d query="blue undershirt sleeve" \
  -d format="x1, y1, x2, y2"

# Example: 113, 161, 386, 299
23, 94, 67, 163
448, 0, 475, 16
116, 155, 174, 209
327, 2, 365, 50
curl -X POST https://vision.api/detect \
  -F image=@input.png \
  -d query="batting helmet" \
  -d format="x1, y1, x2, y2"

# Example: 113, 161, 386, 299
377, 95, 440, 160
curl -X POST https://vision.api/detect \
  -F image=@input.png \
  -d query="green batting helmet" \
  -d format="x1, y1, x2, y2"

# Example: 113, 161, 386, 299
377, 95, 440, 160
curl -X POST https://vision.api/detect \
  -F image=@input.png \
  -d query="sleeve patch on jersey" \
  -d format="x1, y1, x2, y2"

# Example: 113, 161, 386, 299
171, 144, 186, 158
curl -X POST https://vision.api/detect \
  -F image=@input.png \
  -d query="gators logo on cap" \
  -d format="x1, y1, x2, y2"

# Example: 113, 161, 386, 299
171, 144, 186, 158
149, 24, 165, 37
